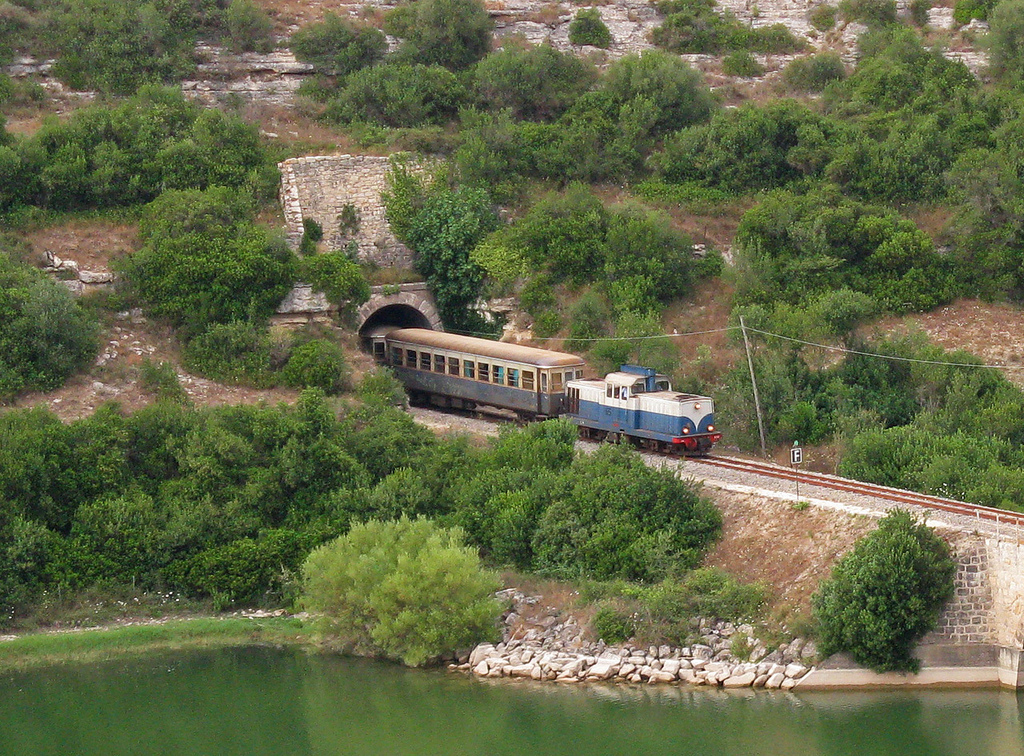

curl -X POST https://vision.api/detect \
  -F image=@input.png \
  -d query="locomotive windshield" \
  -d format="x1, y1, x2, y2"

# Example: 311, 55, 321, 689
655, 378, 671, 391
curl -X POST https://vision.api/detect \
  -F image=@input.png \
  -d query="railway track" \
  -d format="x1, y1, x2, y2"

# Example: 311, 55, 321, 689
690, 454, 1024, 533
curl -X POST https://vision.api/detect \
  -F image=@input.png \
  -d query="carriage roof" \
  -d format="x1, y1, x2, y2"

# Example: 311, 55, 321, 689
384, 329, 586, 368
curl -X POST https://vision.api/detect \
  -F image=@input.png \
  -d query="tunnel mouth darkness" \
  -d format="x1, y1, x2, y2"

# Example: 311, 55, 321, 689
359, 303, 434, 347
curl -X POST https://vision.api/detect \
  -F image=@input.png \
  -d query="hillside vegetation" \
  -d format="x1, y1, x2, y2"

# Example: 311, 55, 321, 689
0, 0, 1022, 651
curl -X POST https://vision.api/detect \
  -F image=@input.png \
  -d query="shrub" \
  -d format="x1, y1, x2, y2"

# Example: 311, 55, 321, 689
472, 44, 596, 121
988, 0, 1024, 85
49, 0, 205, 94
289, 13, 386, 76
118, 188, 297, 335
384, 0, 493, 71
569, 9, 612, 48
838, 0, 898, 26
808, 4, 837, 30
225, 0, 274, 53
812, 509, 955, 672
782, 52, 846, 92
602, 51, 716, 136
326, 63, 467, 127
138, 359, 189, 404
282, 339, 350, 394
531, 444, 721, 581
169, 529, 316, 608
301, 517, 501, 666
181, 321, 276, 384
722, 51, 764, 77
909, 0, 931, 26
0, 252, 99, 400
592, 604, 636, 643
953, 0, 993, 23
300, 249, 370, 309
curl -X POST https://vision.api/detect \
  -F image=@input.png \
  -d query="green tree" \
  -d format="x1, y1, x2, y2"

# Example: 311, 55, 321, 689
988, 0, 1024, 86
403, 187, 498, 330
117, 187, 297, 335
50, 0, 207, 94
225, 0, 274, 53
326, 63, 467, 127
812, 509, 955, 672
602, 51, 716, 136
385, 0, 493, 71
569, 8, 612, 48
472, 44, 596, 121
289, 12, 386, 76
301, 516, 501, 666
0, 251, 99, 400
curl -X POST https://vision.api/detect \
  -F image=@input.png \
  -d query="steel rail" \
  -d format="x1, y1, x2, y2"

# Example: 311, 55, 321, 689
690, 455, 1024, 531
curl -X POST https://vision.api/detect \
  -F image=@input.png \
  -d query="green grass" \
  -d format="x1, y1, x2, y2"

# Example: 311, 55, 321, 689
0, 616, 316, 672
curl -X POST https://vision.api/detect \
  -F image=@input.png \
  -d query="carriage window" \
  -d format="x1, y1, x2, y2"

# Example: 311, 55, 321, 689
389, 347, 402, 365
552, 373, 563, 391
540, 372, 548, 393
448, 357, 460, 376
614, 386, 621, 400
522, 370, 534, 391
434, 354, 445, 373
479, 363, 490, 382
606, 385, 613, 399
405, 350, 417, 368
464, 360, 475, 379
565, 371, 575, 384
420, 352, 432, 370
508, 368, 518, 388
495, 366, 505, 385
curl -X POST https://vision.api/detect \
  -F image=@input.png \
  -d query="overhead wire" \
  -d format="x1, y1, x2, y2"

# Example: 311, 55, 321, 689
450, 323, 1024, 372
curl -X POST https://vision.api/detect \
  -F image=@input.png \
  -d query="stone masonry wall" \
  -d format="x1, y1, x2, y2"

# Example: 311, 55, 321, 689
932, 534, 998, 646
278, 155, 415, 268
929, 531, 1024, 651
987, 537, 1024, 649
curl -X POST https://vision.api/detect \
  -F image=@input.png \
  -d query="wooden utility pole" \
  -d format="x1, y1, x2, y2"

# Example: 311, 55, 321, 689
740, 315, 767, 459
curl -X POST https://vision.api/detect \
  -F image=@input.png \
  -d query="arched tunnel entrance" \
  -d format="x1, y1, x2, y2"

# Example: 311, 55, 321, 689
356, 283, 443, 351
358, 303, 436, 351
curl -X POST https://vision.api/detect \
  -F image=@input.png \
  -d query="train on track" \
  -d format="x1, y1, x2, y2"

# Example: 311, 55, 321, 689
371, 328, 722, 455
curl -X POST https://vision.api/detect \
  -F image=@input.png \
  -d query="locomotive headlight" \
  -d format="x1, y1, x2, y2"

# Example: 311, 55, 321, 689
694, 403, 701, 410
682, 428, 690, 434
707, 425, 715, 431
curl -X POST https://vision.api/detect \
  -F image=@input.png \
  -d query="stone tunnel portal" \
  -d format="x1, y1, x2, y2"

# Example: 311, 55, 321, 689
358, 303, 435, 343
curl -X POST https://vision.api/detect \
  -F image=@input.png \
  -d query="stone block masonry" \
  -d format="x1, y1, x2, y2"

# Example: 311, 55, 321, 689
279, 155, 415, 269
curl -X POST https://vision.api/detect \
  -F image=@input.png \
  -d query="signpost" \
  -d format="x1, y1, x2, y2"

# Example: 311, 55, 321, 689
791, 442, 803, 505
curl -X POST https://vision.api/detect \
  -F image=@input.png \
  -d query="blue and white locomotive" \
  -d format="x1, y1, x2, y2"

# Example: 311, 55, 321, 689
565, 365, 721, 454
373, 329, 721, 455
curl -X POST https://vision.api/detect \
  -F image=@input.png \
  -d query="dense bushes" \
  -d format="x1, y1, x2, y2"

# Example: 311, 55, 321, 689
471, 44, 596, 121
569, 9, 612, 48
732, 189, 957, 313
813, 510, 955, 672
652, 0, 804, 55
0, 250, 98, 400
117, 187, 297, 336
384, 0, 492, 71
289, 13, 386, 76
301, 517, 501, 665
0, 87, 276, 213
324, 64, 467, 128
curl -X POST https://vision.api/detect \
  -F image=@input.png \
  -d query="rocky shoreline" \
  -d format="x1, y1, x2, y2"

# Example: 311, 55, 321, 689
450, 589, 817, 691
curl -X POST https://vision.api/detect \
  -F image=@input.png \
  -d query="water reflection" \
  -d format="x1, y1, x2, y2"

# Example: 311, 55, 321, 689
0, 647, 1020, 756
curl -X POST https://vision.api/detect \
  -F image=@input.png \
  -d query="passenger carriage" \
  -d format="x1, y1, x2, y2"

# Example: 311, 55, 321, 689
374, 328, 586, 418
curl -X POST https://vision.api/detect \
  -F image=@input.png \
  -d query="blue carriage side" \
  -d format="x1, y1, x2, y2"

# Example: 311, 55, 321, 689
565, 365, 722, 454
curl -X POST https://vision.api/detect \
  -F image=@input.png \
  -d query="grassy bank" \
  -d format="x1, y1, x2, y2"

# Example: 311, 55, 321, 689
0, 616, 316, 673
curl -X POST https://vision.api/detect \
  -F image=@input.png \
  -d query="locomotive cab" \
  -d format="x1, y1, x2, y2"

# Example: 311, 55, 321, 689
565, 364, 721, 454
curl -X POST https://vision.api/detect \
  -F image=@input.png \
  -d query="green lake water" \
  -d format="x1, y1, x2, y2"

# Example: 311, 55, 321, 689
0, 647, 1021, 756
